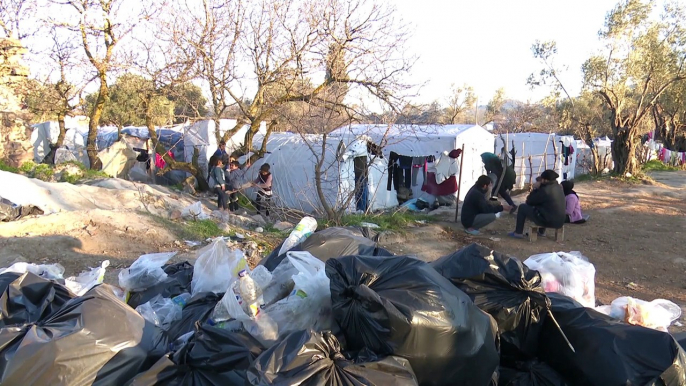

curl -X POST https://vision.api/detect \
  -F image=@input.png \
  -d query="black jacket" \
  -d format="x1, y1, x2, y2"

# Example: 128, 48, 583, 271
526, 181, 566, 228
461, 185, 503, 228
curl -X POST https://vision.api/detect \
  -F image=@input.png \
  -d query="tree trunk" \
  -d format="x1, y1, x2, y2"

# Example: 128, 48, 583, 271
43, 113, 68, 165
87, 74, 109, 170
611, 127, 639, 175
314, 135, 336, 221
590, 146, 600, 175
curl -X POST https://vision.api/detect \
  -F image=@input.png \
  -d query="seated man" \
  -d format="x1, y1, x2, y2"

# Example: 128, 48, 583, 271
508, 170, 566, 239
461, 175, 511, 235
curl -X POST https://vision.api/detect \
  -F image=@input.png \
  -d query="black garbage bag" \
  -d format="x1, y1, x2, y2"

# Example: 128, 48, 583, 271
499, 360, 569, 386
247, 329, 418, 386
327, 255, 499, 386
0, 197, 43, 222
0, 272, 74, 328
166, 292, 221, 341
128, 322, 264, 385
430, 243, 549, 363
127, 262, 194, 309
539, 293, 686, 386
673, 332, 686, 350
260, 227, 393, 271
0, 284, 168, 385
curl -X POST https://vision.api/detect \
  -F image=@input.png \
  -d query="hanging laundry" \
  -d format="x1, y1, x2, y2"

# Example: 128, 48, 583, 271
434, 151, 459, 185
421, 172, 458, 196
411, 157, 425, 187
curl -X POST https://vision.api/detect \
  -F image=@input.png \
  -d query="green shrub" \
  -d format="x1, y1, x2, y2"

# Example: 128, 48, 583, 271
33, 164, 54, 181
642, 159, 680, 172
0, 160, 19, 173
19, 161, 36, 174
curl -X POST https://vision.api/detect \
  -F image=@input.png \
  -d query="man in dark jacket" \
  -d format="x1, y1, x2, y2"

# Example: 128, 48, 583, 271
508, 170, 566, 238
461, 175, 512, 235
482, 153, 517, 211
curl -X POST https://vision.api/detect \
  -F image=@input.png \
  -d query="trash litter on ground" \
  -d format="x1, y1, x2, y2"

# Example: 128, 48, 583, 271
247, 329, 419, 386
119, 252, 177, 293
191, 238, 247, 295
595, 296, 682, 332
0, 197, 44, 222
0, 272, 74, 327
538, 292, 686, 385
524, 251, 596, 307
129, 322, 264, 386
431, 243, 550, 364
0, 262, 65, 280
0, 284, 168, 385
327, 254, 500, 386
181, 201, 209, 220
135, 293, 188, 330
64, 260, 110, 296
260, 227, 393, 271
166, 292, 223, 341
127, 261, 194, 308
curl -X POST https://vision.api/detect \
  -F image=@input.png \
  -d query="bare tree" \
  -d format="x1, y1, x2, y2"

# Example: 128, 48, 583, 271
444, 83, 476, 124
23, 27, 89, 163
0, 0, 37, 40
51, 0, 155, 169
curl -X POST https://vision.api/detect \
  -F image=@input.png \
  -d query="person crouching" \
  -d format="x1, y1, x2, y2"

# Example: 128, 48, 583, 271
461, 175, 512, 235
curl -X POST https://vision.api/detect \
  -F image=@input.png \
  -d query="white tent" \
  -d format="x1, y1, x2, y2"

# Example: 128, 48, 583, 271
238, 133, 398, 215
30, 119, 90, 166
575, 137, 614, 175
184, 119, 267, 178
495, 133, 577, 187
329, 124, 494, 201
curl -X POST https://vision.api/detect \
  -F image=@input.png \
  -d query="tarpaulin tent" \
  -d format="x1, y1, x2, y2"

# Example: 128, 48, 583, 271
238, 133, 398, 214
183, 120, 267, 179
494, 133, 577, 186
329, 124, 493, 201
30, 119, 90, 166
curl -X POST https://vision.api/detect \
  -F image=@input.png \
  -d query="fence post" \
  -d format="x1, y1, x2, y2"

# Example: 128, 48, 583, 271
454, 143, 466, 223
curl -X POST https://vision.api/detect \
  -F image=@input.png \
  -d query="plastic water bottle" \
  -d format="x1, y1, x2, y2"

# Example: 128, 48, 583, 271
238, 270, 264, 317
171, 293, 191, 308
277, 216, 318, 255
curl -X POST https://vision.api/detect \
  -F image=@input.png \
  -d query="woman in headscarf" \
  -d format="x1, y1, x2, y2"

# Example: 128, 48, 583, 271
561, 180, 586, 224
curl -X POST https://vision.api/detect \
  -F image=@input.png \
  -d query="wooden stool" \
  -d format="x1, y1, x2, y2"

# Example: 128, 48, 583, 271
529, 225, 565, 242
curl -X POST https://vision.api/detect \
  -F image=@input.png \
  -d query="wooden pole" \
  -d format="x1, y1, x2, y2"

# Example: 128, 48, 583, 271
528, 155, 534, 190
454, 143, 466, 223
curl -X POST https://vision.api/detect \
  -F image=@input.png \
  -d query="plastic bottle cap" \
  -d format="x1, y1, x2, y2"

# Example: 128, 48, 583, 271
238, 269, 247, 277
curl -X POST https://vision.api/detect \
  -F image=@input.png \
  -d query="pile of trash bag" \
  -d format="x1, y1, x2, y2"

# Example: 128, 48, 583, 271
430, 243, 550, 364
259, 226, 392, 271
0, 196, 43, 222
524, 251, 596, 307
327, 254, 500, 386
538, 293, 686, 385
498, 360, 568, 386
0, 282, 168, 385
247, 329, 419, 386
130, 322, 264, 385
191, 239, 248, 295
0, 271, 74, 327
127, 261, 194, 308
596, 296, 682, 331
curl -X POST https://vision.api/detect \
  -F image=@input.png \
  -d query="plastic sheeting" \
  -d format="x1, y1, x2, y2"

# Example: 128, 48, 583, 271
330, 124, 494, 201
247, 329, 419, 386
30, 122, 90, 166
326, 254, 500, 386
539, 293, 686, 386
259, 227, 393, 271
240, 133, 398, 214
129, 322, 265, 386
0, 284, 168, 385
431, 244, 550, 363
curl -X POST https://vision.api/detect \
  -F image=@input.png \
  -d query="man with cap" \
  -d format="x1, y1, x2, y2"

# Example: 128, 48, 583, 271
508, 169, 566, 239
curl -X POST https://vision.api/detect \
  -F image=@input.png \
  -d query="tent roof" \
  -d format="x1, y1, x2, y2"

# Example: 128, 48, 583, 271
333, 124, 484, 140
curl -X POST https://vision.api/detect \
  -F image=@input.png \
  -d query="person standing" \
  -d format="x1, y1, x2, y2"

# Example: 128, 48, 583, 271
461, 175, 511, 235
225, 160, 242, 212
253, 163, 273, 217
508, 170, 566, 238
210, 157, 229, 212
482, 152, 517, 212
213, 140, 227, 159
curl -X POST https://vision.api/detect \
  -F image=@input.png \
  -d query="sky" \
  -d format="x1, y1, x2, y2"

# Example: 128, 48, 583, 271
392, 0, 621, 105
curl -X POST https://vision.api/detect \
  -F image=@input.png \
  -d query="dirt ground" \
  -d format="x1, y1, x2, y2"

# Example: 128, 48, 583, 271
378, 170, 686, 329
1, 170, 685, 329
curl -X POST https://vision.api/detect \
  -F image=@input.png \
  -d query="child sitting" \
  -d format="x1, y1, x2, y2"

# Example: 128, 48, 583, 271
561, 180, 586, 224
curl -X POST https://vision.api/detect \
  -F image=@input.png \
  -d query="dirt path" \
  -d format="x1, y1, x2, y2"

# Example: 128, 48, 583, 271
379, 171, 686, 328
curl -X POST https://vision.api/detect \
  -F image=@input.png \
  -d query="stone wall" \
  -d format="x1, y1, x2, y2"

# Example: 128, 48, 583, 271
0, 38, 32, 167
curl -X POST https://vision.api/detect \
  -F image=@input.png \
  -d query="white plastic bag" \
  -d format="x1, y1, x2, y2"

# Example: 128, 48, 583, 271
181, 201, 209, 220
524, 251, 596, 308
191, 238, 248, 295
65, 260, 110, 296
604, 296, 682, 331
277, 217, 318, 255
221, 251, 332, 347
0, 262, 65, 280
118, 252, 177, 292
135, 294, 183, 330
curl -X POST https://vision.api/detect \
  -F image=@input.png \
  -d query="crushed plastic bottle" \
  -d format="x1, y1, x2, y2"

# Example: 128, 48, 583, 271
238, 270, 264, 318
171, 293, 191, 309
250, 265, 273, 289
277, 216, 318, 255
